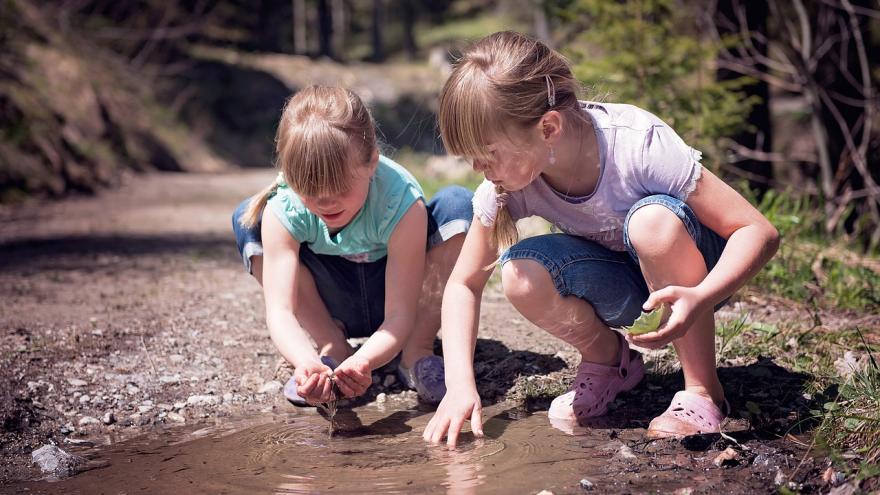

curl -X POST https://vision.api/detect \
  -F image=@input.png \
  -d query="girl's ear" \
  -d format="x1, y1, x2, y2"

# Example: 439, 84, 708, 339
539, 111, 564, 145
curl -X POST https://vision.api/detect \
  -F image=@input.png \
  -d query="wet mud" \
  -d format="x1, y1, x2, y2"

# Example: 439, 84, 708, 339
7, 400, 797, 494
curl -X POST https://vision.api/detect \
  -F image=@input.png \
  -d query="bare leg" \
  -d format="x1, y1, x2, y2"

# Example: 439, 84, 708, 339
500, 259, 619, 365
626, 205, 724, 405
400, 234, 465, 369
250, 255, 352, 364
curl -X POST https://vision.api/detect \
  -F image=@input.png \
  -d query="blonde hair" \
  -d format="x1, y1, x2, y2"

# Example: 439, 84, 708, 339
240, 86, 377, 228
438, 31, 587, 255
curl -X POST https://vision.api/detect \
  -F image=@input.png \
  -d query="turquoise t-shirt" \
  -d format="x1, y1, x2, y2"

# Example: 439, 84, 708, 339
266, 155, 424, 263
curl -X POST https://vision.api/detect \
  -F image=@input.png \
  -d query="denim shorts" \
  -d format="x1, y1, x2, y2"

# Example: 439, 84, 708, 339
231, 185, 473, 338
498, 194, 727, 328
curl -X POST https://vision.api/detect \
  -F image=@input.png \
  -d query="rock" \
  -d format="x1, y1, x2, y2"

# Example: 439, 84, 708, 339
258, 380, 282, 394
159, 375, 180, 385
536, 491, 555, 495
32, 445, 85, 479
67, 378, 88, 387
223, 393, 234, 403
774, 468, 787, 486
78, 416, 100, 426
169, 354, 185, 363
138, 405, 153, 413
673, 489, 694, 495
713, 447, 739, 467
186, 394, 220, 406
376, 393, 387, 404
579, 478, 594, 491
167, 412, 186, 423
173, 401, 187, 410
157, 403, 173, 411
613, 444, 637, 462
101, 412, 115, 425
79, 395, 90, 404
383, 375, 397, 387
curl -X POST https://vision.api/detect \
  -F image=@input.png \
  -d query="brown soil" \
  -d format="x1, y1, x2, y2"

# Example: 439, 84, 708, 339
0, 169, 852, 493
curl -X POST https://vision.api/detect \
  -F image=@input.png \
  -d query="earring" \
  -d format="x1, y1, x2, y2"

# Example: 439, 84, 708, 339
549, 147, 556, 165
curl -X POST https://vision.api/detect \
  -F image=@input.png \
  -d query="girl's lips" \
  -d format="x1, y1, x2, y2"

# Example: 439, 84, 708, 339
321, 210, 345, 222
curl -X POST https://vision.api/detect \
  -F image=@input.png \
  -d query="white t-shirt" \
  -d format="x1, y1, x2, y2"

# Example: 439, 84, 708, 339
472, 101, 703, 251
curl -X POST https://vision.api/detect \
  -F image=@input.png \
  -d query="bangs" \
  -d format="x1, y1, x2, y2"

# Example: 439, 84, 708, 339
280, 123, 354, 197
438, 69, 501, 162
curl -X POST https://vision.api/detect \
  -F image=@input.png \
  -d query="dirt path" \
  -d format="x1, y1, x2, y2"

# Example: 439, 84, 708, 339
0, 170, 835, 492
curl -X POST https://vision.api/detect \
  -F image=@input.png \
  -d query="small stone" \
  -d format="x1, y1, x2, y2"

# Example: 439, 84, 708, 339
138, 405, 153, 413
169, 354, 185, 363
101, 412, 115, 425
159, 375, 180, 385
186, 395, 220, 406
157, 403, 173, 411
383, 375, 396, 387
829, 482, 859, 495
376, 393, 387, 404
713, 447, 739, 467
32, 445, 86, 479
223, 393, 234, 403
614, 444, 637, 462
173, 401, 187, 410
167, 412, 186, 423
78, 416, 100, 426
67, 379, 88, 387
536, 491, 554, 495
774, 468, 787, 486
579, 478, 594, 491
79, 395, 91, 404
673, 489, 694, 495
258, 381, 282, 394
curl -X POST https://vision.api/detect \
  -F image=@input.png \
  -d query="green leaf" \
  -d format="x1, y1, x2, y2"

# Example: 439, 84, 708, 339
622, 303, 670, 335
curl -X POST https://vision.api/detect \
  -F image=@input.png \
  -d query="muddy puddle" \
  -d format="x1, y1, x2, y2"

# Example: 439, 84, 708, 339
11, 400, 776, 494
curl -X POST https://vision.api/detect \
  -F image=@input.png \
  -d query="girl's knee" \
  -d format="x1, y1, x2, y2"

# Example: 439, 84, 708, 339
627, 204, 689, 257
501, 258, 553, 303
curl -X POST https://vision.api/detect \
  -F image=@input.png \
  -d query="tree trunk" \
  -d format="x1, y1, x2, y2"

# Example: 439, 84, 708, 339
371, 0, 385, 62
292, 0, 306, 54
401, 0, 417, 60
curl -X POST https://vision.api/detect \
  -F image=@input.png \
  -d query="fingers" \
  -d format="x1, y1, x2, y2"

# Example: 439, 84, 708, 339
471, 406, 484, 437
447, 416, 465, 448
643, 287, 673, 311
297, 372, 320, 396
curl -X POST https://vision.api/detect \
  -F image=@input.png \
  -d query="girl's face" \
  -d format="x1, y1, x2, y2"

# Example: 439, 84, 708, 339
298, 151, 378, 231
472, 130, 546, 192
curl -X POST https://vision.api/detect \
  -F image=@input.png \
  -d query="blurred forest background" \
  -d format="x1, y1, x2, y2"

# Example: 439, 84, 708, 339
0, 0, 878, 254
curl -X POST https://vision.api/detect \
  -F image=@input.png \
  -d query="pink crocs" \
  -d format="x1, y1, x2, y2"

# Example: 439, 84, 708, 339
646, 390, 729, 438
548, 332, 645, 423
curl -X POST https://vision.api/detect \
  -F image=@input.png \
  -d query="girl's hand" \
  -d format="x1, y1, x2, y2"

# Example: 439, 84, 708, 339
628, 285, 711, 349
293, 360, 334, 403
423, 386, 484, 448
333, 355, 373, 398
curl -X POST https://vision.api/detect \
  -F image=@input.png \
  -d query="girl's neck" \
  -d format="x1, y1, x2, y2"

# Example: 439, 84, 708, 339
540, 115, 601, 197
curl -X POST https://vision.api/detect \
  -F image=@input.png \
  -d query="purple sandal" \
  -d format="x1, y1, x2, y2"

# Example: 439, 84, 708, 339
646, 390, 730, 438
548, 332, 645, 423
283, 356, 337, 406
398, 355, 446, 405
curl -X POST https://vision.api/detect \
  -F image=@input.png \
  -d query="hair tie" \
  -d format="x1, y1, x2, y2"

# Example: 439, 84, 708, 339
545, 75, 556, 107
495, 190, 509, 210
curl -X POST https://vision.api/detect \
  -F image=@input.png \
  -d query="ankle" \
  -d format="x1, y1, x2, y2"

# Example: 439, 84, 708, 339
683, 384, 725, 406
401, 347, 434, 369
577, 331, 621, 366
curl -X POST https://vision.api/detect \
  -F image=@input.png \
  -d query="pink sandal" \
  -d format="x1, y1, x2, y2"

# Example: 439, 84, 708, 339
548, 332, 645, 423
646, 390, 730, 439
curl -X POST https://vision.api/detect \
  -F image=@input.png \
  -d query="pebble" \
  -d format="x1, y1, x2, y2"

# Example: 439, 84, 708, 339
159, 375, 180, 384
774, 468, 787, 486
31, 445, 85, 479
186, 394, 220, 406
713, 447, 739, 467
78, 416, 100, 426
173, 401, 187, 410
79, 395, 91, 404
258, 381, 282, 394
579, 478, 594, 491
167, 412, 186, 423
223, 393, 234, 403
67, 378, 88, 387
102, 412, 115, 425
376, 393, 387, 404
536, 491, 555, 495
158, 403, 173, 411
383, 375, 396, 387
614, 444, 638, 462
138, 405, 153, 413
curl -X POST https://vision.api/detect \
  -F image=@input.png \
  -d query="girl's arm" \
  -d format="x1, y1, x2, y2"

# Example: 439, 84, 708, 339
332, 200, 427, 397
261, 211, 334, 401
633, 168, 780, 347
423, 215, 498, 448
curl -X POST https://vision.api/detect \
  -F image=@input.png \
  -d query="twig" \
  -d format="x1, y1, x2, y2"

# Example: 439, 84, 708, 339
140, 335, 159, 377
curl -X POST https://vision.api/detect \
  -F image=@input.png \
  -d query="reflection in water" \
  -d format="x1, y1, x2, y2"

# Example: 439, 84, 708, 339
10, 401, 775, 494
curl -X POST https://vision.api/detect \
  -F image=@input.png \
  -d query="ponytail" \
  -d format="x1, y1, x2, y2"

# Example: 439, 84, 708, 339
491, 184, 519, 257
239, 174, 283, 228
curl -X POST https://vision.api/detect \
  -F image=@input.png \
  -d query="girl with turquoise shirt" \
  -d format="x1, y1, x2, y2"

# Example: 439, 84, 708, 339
232, 86, 473, 405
